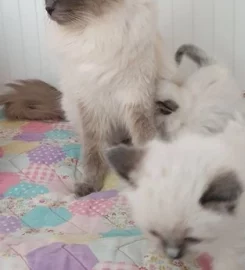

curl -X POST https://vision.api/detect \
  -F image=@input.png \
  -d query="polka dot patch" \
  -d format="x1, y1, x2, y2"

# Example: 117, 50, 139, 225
28, 144, 65, 165
45, 130, 74, 140
22, 164, 59, 185
4, 182, 49, 199
0, 216, 22, 233
22, 206, 72, 228
69, 199, 114, 216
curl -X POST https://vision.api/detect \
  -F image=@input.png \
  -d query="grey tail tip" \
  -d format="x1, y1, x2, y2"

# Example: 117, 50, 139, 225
175, 44, 210, 67
175, 44, 196, 64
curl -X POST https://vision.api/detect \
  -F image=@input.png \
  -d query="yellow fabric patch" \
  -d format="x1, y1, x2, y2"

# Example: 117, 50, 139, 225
0, 120, 27, 129
3, 141, 39, 154
52, 233, 100, 244
103, 173, 119, 190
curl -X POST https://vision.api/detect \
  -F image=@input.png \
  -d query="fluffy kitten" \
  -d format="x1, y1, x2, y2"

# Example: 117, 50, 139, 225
107, 117, 245, 270
155, 44, 245, 139
0, 80, 64, 121
45, 0, 171, 196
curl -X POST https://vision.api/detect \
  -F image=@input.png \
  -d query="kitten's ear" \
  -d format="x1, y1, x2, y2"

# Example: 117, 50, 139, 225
200, 170, 243, 214
106, 145, 145, 187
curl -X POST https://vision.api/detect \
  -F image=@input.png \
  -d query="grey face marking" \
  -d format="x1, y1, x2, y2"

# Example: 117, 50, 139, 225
200, 170, 243, 214
106, 145, 144, 186
45, 0, 84, 25
45, 0, 122, 25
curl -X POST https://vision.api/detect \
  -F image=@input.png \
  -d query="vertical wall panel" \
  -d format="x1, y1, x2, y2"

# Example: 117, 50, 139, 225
19, 0, 41, 78
214, 0, 234, 69
1, 0, 26, 80
193, 0, 214, 55
0, 3, 10, 84
0, 0, 244, 89
172, 0, 193, 50
156, 0, 174, 53
234, 0, 245, 89
35, 0, 57, 86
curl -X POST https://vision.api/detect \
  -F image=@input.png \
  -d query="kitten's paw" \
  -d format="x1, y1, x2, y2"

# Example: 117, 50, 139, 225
156, 99, 179, 115
74, 182, 97, 197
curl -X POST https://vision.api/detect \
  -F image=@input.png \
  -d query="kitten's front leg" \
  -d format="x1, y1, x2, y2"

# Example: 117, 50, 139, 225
127, 103, 157, 146
75, 115, 108, 197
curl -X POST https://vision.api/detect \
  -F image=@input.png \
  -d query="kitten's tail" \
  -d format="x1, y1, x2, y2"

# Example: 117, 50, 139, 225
175, 44, 212, 67
0, 80, 65, 121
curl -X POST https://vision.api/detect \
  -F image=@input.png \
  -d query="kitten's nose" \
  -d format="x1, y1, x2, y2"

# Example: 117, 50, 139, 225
46, 7, 55, 15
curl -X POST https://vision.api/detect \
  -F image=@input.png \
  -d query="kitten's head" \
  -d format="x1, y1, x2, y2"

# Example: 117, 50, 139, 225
106, 135, 243, 259
45, 0, 120, 25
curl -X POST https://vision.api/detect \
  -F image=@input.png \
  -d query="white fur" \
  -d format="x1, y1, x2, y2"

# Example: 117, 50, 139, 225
123, 120, 245, 269
48, 0, 173, 135
156, 58, 245, 139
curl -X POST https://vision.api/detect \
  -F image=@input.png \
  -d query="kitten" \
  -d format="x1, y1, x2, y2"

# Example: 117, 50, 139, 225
106, 117, 245, 270
155, 44, 245, 139
45, 0, 171, 196
0, 80, 64, 121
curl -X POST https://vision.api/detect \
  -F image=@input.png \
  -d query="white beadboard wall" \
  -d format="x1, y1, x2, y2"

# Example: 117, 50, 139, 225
0, 0, 245, 88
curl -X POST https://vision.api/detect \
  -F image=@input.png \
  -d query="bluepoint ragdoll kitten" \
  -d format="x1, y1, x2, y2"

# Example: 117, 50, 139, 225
107, 117, 245, 270
155, 44, 245, 139
45, 0, 173, 197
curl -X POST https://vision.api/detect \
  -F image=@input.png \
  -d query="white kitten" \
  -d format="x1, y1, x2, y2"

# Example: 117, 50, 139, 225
155, 44, 245, 139
107, 118, 245, 270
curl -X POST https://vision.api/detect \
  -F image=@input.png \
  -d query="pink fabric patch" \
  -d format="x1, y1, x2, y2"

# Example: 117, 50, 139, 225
0, 173, 20, 193
22, 122, 52, 133
71, 215, 113, 234
69, 198, 114, 216
22, 164, 58, 185
197, 253, 213, 270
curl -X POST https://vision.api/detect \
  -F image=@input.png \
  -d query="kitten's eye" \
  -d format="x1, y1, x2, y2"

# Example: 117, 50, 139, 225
149, 230, 160, 237
184, 237, 202, 244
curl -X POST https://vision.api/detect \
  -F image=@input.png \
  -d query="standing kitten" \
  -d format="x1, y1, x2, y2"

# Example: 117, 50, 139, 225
155, 44, 244, 139
45, 0, 169, 196
107, 117, 245, 270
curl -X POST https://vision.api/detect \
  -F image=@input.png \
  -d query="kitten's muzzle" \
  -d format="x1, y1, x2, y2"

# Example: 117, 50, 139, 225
165, 247, 184, 260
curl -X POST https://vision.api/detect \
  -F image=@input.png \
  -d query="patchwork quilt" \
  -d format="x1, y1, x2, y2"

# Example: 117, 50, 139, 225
0, 108, 203, 270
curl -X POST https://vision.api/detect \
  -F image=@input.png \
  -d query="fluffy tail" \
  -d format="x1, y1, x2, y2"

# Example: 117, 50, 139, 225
175, 44, 212, 67
0, 80, 65, 121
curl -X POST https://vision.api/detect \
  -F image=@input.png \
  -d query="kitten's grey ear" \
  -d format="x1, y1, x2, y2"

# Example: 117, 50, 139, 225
200, 170, 243, 214
106, 145, 144, 186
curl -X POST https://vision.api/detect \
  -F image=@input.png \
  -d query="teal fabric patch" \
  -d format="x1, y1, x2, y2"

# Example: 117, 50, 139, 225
22, 206, 72, 228
62, 144, 81, 159
45, 130, 74, 140
102, 228, 142, 238
4, 182, 49, 198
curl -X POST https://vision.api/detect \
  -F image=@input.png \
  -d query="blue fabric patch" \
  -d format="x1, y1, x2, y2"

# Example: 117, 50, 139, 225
4, 182, 49, 199
22, 206, 72, 228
